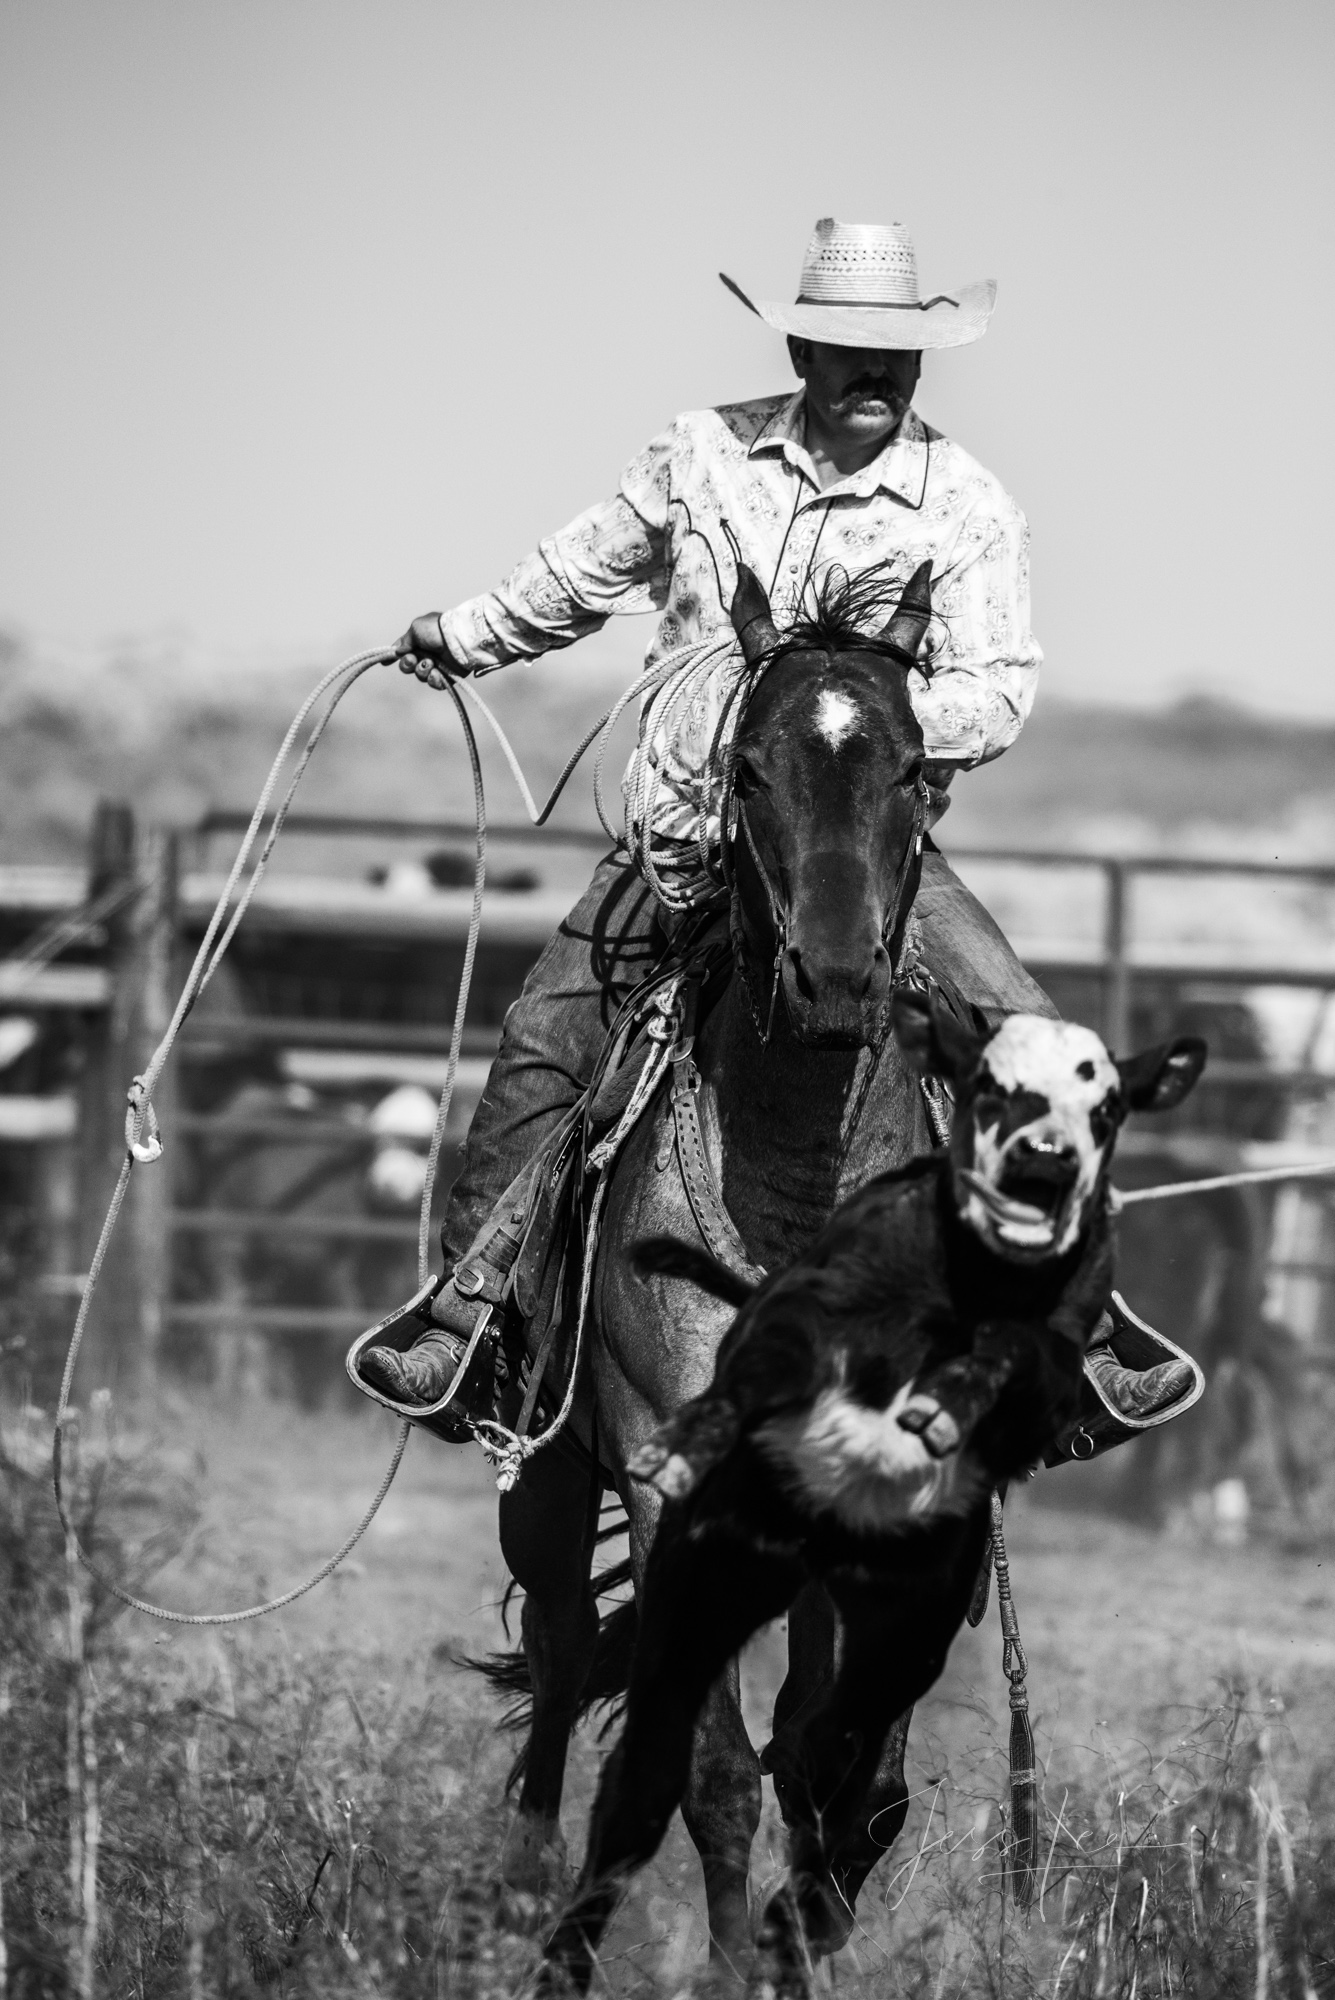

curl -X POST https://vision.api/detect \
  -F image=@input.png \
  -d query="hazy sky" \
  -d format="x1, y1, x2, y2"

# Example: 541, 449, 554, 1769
2, 0, 1331, 711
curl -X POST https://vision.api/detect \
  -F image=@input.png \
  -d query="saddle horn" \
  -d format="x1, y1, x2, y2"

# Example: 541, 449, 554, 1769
881, 560, 934, 665
729, 562, 781, 666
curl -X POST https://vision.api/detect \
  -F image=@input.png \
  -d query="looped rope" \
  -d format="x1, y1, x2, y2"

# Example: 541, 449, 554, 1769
124, 1076, 163, 1165
54, 636, 741, 1605
52, 647, 434, 1626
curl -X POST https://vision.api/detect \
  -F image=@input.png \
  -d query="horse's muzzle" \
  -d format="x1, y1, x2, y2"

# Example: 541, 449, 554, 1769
780, 942, 892, 1048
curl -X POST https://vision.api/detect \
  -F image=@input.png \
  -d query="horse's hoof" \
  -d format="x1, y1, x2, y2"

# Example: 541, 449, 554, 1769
531, 1955, 584, 1998
498, 1884, 543, 1934
802, 1885, 856, 1959
500, 1810, 571, 1911
896, 1394, 960, 1459
746, 1954, 812, 2000
749, 1895, 814, 2000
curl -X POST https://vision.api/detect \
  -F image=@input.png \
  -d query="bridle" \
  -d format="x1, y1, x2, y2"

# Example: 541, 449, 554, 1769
724, 758, 931, 1047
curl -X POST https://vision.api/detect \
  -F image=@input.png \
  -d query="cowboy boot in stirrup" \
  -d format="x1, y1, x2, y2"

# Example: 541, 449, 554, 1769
1082, 1311, 1195, 1420
358, 1265, 501, 1412
358, 1182, 534, 1425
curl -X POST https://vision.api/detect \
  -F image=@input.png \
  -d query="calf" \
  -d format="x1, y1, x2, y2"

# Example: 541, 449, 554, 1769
542, 991, 1205, 1995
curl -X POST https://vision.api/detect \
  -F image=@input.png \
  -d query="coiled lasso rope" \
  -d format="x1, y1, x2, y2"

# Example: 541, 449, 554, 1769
52, 648, 425, 1624
51, 631, 736, 1623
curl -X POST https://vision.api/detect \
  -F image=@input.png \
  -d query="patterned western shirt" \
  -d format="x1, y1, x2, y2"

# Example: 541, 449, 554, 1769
441, 393, 1040, 889
439, 391, 1041, 770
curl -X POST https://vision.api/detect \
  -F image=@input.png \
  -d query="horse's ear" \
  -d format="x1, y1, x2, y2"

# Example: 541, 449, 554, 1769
730, 562, 781, 666
881, 560, 934, 663
892, 985, 988, 1082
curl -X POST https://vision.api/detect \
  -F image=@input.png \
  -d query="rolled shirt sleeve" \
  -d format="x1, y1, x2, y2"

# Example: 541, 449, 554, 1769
437, 430, 676, 672
910, 497, 1042, 767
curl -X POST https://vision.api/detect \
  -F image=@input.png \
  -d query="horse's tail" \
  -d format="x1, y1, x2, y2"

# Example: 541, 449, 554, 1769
466, 1556, 639, 1792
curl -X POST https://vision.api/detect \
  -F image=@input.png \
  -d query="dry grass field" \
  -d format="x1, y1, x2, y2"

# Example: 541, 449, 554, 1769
4, 1392, 1332, 1997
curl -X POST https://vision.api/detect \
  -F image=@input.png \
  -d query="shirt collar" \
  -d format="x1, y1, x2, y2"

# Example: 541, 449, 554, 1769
748, 392, 929, 509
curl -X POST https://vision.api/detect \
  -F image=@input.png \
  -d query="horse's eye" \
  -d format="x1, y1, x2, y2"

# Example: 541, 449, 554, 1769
732, 758, 756, 798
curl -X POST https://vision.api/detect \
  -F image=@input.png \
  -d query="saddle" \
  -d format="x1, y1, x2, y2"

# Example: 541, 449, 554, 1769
502, 930, 750, 1432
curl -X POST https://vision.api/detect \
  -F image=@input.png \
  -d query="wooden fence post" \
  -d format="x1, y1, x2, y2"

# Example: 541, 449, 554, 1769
75, 803, 137, 1393
128, 827, 179, 1391
1102, 858, 1132, 1058
74, 805, 178, 1401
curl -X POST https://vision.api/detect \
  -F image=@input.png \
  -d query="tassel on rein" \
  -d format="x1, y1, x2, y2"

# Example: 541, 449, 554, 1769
990, 1490, 1038, 1911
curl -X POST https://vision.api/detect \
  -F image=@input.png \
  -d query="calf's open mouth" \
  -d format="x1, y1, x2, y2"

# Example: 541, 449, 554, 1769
959, 1154, 1079, 1250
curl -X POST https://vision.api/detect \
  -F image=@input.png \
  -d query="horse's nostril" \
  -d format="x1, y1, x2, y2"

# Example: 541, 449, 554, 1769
785, 945, 889, 1009
785, 947, 818, 1004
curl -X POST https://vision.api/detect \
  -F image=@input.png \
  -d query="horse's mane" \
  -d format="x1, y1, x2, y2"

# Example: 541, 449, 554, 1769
753, 564, 937, 680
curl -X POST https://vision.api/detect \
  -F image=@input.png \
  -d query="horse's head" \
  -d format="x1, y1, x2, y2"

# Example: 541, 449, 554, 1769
726, 559, 934, 1049
892, 990, 1208, 1262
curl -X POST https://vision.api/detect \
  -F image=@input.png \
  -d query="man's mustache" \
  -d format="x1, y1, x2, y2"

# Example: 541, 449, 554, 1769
834, 375, 906, 402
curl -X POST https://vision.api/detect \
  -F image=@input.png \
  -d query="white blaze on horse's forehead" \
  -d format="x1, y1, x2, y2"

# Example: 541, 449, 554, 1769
984, 1016, 1119, 1109
814, 689, 861, 749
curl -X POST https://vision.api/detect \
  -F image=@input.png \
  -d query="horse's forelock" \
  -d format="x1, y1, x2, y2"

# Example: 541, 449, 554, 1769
749, 567, 932, 681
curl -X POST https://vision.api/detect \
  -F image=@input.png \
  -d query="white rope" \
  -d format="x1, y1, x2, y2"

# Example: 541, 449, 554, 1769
459, 633, 744, 908
1115, 1158, 1335, 1208
418, 679, 487, 1289
457, 660, 675, 838
51, 647, 445, 1626
51, 638, 725, 1609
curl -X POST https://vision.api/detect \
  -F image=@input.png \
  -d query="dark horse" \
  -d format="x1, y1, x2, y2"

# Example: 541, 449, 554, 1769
493, 558, 941, 1969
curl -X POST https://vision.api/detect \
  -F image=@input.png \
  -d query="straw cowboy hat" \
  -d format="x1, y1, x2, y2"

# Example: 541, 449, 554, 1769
720, 218, 995, 350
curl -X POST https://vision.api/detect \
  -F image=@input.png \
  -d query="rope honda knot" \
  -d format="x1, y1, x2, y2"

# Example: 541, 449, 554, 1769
124, 1075, 163, 1164
471, 1419, 537, 1493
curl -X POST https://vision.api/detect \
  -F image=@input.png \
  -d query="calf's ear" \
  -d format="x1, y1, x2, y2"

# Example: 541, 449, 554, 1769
892, 987, 988, 1081
1116, 1035, 1208, 1113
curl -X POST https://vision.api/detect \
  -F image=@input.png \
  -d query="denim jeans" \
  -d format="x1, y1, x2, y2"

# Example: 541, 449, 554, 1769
440, 848, 1056, 1264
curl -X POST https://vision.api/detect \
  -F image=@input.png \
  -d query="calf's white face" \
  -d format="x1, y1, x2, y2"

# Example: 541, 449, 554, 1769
960, 1017, 1121, 1258
892, 993, 1208, 1267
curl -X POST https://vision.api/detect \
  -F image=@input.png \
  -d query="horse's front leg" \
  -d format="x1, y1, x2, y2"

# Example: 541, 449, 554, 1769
626, 1481, 763, 1976
767, 1584, 914, 1953
496, 1429, 601, 1914
757, 1557, 980, 1989
547, 1493, 800, 1991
